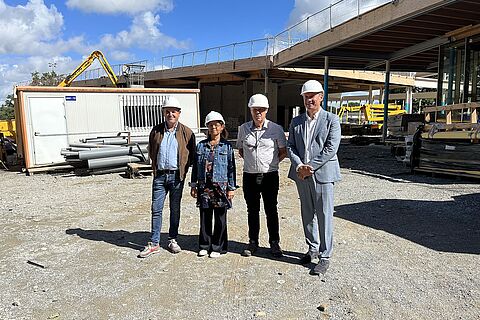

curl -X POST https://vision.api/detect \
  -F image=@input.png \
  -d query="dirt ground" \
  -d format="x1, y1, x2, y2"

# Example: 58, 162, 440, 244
1, 142, 479, 320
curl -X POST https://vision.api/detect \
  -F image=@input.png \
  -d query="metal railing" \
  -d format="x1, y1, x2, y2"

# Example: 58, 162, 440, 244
82, 0, 392, 79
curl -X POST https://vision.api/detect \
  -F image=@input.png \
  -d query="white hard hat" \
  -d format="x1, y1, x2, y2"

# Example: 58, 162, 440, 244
300, 80, 324, 95
205, 111, 225, 126
248, 94, 269, 109
162, 96, 181, 110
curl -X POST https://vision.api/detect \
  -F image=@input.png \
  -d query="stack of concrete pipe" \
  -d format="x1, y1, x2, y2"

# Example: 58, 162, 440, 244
61, 135, 149, 173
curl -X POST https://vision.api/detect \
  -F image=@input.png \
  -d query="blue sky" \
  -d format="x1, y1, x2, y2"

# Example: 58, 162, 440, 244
0, 0, 334, 101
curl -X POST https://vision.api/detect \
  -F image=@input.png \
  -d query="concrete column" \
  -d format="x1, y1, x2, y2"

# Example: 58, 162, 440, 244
368, 85, 373, 105
244, 80, 254, 123
264, 69, 269, 95
383, 60, 391, 142
323, 56, 329, 110
405, 86, 413, 114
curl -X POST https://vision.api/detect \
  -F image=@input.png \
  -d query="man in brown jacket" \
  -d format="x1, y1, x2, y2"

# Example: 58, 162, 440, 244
139, 96, 196, 258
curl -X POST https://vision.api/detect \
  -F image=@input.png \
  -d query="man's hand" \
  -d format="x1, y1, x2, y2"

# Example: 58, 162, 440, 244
297, 164, 314, 180
227, 190, 235, 200
190, 187, 197, 198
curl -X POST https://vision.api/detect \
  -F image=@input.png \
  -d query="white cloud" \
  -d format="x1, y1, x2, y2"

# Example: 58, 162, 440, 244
287, 0, 331, 28
0, 1, 189, 102
0, 0, 64, 55
66, 0, 173, 15
286, 0, 390, 38
0, 55, 78, 99
99, 11, 189, 52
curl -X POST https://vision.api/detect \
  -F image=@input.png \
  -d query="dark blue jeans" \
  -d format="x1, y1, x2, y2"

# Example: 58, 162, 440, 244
150, 172, 184, 245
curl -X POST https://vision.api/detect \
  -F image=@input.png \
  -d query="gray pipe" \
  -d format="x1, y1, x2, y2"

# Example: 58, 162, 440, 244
61, 150, 79, 157
82, 138, 128, 145
130, 137, 149, 144
78, 146, 148, 160
87, 155, 144, 169
69, 143, 125, 149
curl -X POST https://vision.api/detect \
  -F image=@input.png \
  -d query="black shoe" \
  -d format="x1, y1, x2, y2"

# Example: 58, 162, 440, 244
242, 240, 258, 257
270, 241, 283, 257
311, 259, 330, 275
299, 252, 317, 265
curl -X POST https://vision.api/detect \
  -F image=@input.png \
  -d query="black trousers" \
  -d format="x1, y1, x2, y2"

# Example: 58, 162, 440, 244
199, 207, 228, 253
243, 171, 280, 244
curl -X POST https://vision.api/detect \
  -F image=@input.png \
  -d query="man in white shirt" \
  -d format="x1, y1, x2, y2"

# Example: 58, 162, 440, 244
237, 94, 287, 257
287, 80, 341, 275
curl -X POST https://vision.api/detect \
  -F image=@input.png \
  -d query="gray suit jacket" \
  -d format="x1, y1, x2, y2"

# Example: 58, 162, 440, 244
287, 109, 341, 183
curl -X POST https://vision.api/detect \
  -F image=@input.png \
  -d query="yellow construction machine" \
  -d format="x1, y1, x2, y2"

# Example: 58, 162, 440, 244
337, 103, 406, 128
58, 50, 118, 87
0, 119, 15, 139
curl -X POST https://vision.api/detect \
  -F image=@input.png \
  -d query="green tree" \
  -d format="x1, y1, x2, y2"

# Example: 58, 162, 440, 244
30, 70, 64, 86
0, 94, 14, 120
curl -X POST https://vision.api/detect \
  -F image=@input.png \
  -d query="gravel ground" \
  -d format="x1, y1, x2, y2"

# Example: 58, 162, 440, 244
1, 142, 479, 320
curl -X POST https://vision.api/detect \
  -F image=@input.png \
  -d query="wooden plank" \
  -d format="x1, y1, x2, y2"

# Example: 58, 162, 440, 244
415, 166, 480, 179
472, 108, 478, 124
423, 123, 479, 131
25, 164, 76, 175
420, 130, 479, 140
446, 109, 452, 124
423, 102, 480, 113
126, 162, 152, 179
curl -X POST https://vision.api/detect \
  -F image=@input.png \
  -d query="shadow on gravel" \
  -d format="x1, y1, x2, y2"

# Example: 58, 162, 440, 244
335, 193, 480, 254
65, 228, 305, 264
338, 143, 479, 185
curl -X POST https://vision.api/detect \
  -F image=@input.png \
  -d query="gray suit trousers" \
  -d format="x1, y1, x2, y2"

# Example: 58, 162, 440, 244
295, 177, 334, 259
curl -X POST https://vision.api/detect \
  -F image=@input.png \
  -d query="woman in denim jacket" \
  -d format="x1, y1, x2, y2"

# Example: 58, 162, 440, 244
190, 111, 236, 258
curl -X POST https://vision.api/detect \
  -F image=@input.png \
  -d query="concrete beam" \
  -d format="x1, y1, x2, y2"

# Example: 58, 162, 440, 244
278, 67, 415, 86
273, 0, 456, 67
366, 36, 447, 69
146, 56, 273, 80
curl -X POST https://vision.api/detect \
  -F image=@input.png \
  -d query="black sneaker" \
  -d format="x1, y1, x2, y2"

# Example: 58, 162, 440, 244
270, 241, 283, 257
242, 240, 258, 257
311, 259, 330, 275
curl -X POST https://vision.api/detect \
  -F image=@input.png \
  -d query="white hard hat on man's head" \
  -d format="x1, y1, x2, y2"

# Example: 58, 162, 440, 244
300, 80, 324, 96
205, 111, 225, 126
162, 96, 181, 110
248, 94, 269, 109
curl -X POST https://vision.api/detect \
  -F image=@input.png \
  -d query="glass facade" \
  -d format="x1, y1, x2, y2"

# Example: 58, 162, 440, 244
438, 35, 480, 106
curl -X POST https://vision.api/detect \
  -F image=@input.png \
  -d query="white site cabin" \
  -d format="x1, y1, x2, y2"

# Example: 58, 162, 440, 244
15, 86, 201, 171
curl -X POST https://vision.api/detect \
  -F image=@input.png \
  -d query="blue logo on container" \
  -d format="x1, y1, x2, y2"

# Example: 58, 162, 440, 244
66, 96, 76, 101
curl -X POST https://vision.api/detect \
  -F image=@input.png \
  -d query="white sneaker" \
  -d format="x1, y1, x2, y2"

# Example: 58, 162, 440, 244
209, 251, 221, 258
167, 239, 181, 254
198, 249, 208, 257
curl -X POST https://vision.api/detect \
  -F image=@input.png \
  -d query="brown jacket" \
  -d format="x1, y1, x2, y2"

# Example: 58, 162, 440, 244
148, 122, 196, 181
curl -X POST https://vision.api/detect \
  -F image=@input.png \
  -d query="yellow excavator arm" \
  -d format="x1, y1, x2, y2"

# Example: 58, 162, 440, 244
58, 50, 118, 87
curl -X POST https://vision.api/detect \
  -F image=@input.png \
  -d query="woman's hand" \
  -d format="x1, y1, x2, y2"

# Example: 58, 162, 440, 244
190, 187, 197, 198
227, 190, 234, 200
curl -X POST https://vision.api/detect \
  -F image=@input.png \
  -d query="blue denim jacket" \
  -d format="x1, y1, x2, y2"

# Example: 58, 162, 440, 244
191, 138, 236, 191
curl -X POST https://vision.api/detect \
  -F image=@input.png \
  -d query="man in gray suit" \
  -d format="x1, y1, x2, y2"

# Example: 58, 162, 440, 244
287, 80, 341, 275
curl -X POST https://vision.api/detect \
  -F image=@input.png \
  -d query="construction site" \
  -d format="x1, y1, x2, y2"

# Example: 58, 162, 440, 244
0, 0, 479, 319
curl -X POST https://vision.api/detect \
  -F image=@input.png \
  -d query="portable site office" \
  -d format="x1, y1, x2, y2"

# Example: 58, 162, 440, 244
14, 86, 201, 171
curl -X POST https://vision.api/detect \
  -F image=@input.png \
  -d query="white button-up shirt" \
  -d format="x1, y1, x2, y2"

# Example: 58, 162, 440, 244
237, 119, 287, 173
304, 111, 319, 163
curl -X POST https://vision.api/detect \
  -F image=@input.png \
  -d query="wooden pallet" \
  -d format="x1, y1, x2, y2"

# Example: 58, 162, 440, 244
126, 162, 152, 179
414, 166, 480, 180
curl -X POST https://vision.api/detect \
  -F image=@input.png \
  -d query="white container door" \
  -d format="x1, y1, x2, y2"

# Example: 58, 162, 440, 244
29, 97, 68, 165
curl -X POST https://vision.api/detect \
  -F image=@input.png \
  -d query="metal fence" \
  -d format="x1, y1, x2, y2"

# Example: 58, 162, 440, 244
82, 0, 392, 79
